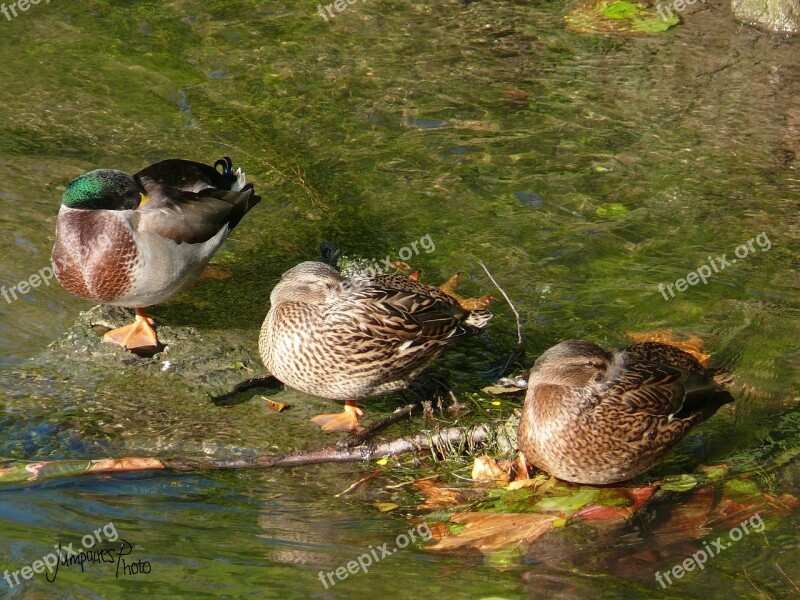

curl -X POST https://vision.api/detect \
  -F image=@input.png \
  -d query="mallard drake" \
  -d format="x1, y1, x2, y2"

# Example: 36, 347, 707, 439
52, 157, 260, 350
518, 340, 733, 485
259, 260, 492, 431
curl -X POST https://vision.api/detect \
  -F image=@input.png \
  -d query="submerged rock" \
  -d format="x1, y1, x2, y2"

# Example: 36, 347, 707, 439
0, 305, 339, 460
732, 0, 800, 33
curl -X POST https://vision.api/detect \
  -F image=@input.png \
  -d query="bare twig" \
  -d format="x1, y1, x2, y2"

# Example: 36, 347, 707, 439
338, 403, 421, 448
335, 470, 383, 497
775, 562, 799, 594
478, 260, 522, 347
384, 474, 439, 490
0, 426, 491, 486
742, 567, 771, 599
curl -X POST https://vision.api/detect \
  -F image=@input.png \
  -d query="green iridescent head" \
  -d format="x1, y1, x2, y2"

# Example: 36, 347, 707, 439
62, 169, 144, 210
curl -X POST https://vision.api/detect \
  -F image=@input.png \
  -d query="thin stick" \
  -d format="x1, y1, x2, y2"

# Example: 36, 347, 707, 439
338, 403, 420, 449
478, 260, 522, 346
775, 562, 799, 593
335, 470, 383, 497
0, 426, 491, 486
742, 567, 770, 599
384, 474, 439, 490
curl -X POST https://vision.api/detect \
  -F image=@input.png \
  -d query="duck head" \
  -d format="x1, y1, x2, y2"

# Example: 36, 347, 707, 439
270, 261, 343, 306
62, 169, 146, 211
528, 339, 612, 388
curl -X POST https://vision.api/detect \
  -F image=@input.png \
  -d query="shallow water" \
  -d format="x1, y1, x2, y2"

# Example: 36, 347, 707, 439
0, 1, 799, 598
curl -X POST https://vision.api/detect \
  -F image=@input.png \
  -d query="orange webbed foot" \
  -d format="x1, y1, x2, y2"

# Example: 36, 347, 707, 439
103, 309, 158, 351
310, 401, 364, 432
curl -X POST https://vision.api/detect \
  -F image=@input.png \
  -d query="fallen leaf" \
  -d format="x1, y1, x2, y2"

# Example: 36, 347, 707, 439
507, 476, 550, 492
264, 398, 290, 412
660, 474, 699, 492
429, 512, 556, 553
438, 272, 495, 310
576, 485, 658, 520
415, 479, 466, 508
481, 385, 526, 396
375, 502, 399, 512
534, 488, 598, 514
696, 464, 729, 481
471, 456, 513, 485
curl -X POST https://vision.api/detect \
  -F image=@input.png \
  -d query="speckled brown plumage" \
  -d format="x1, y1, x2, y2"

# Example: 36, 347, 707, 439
518, 340, 733, 485
259, 261, 492, 402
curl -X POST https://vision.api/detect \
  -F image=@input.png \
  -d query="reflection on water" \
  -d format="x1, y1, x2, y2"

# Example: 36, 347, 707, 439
0, 0, 798, 597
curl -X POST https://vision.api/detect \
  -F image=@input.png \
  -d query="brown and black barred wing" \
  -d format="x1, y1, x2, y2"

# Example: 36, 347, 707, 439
617, 343, 733, 419
621, 342, 704, 373
345, 275, 486, 344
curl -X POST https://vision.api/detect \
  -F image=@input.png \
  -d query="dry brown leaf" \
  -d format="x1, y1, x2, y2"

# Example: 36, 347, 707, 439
429, 512, 556, 553
626, 329, 710, 366
265, 398, 290, 412
386, 260, 413, 272
415, 479, 466, 508
438, 272, 495, 311
471, 456, 513, 485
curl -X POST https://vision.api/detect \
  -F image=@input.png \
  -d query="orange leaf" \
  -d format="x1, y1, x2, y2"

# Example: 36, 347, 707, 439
438, 272, 494, 310
265, 398, 290, 412
429, 512, 556, 553
415, 479, 466, 509
471, 455, 513, 485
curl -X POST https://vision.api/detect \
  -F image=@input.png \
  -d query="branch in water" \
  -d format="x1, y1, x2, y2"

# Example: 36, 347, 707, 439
0, 426, 491, 485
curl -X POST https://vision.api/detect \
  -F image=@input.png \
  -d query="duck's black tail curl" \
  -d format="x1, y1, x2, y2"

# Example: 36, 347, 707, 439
214, 156, 234, 177
320, 241, 341, 270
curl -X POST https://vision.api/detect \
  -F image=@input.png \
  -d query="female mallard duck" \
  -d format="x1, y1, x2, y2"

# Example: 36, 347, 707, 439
518, 340, 733, 485
259, 260, 492, 431
52, 157, 260, 350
